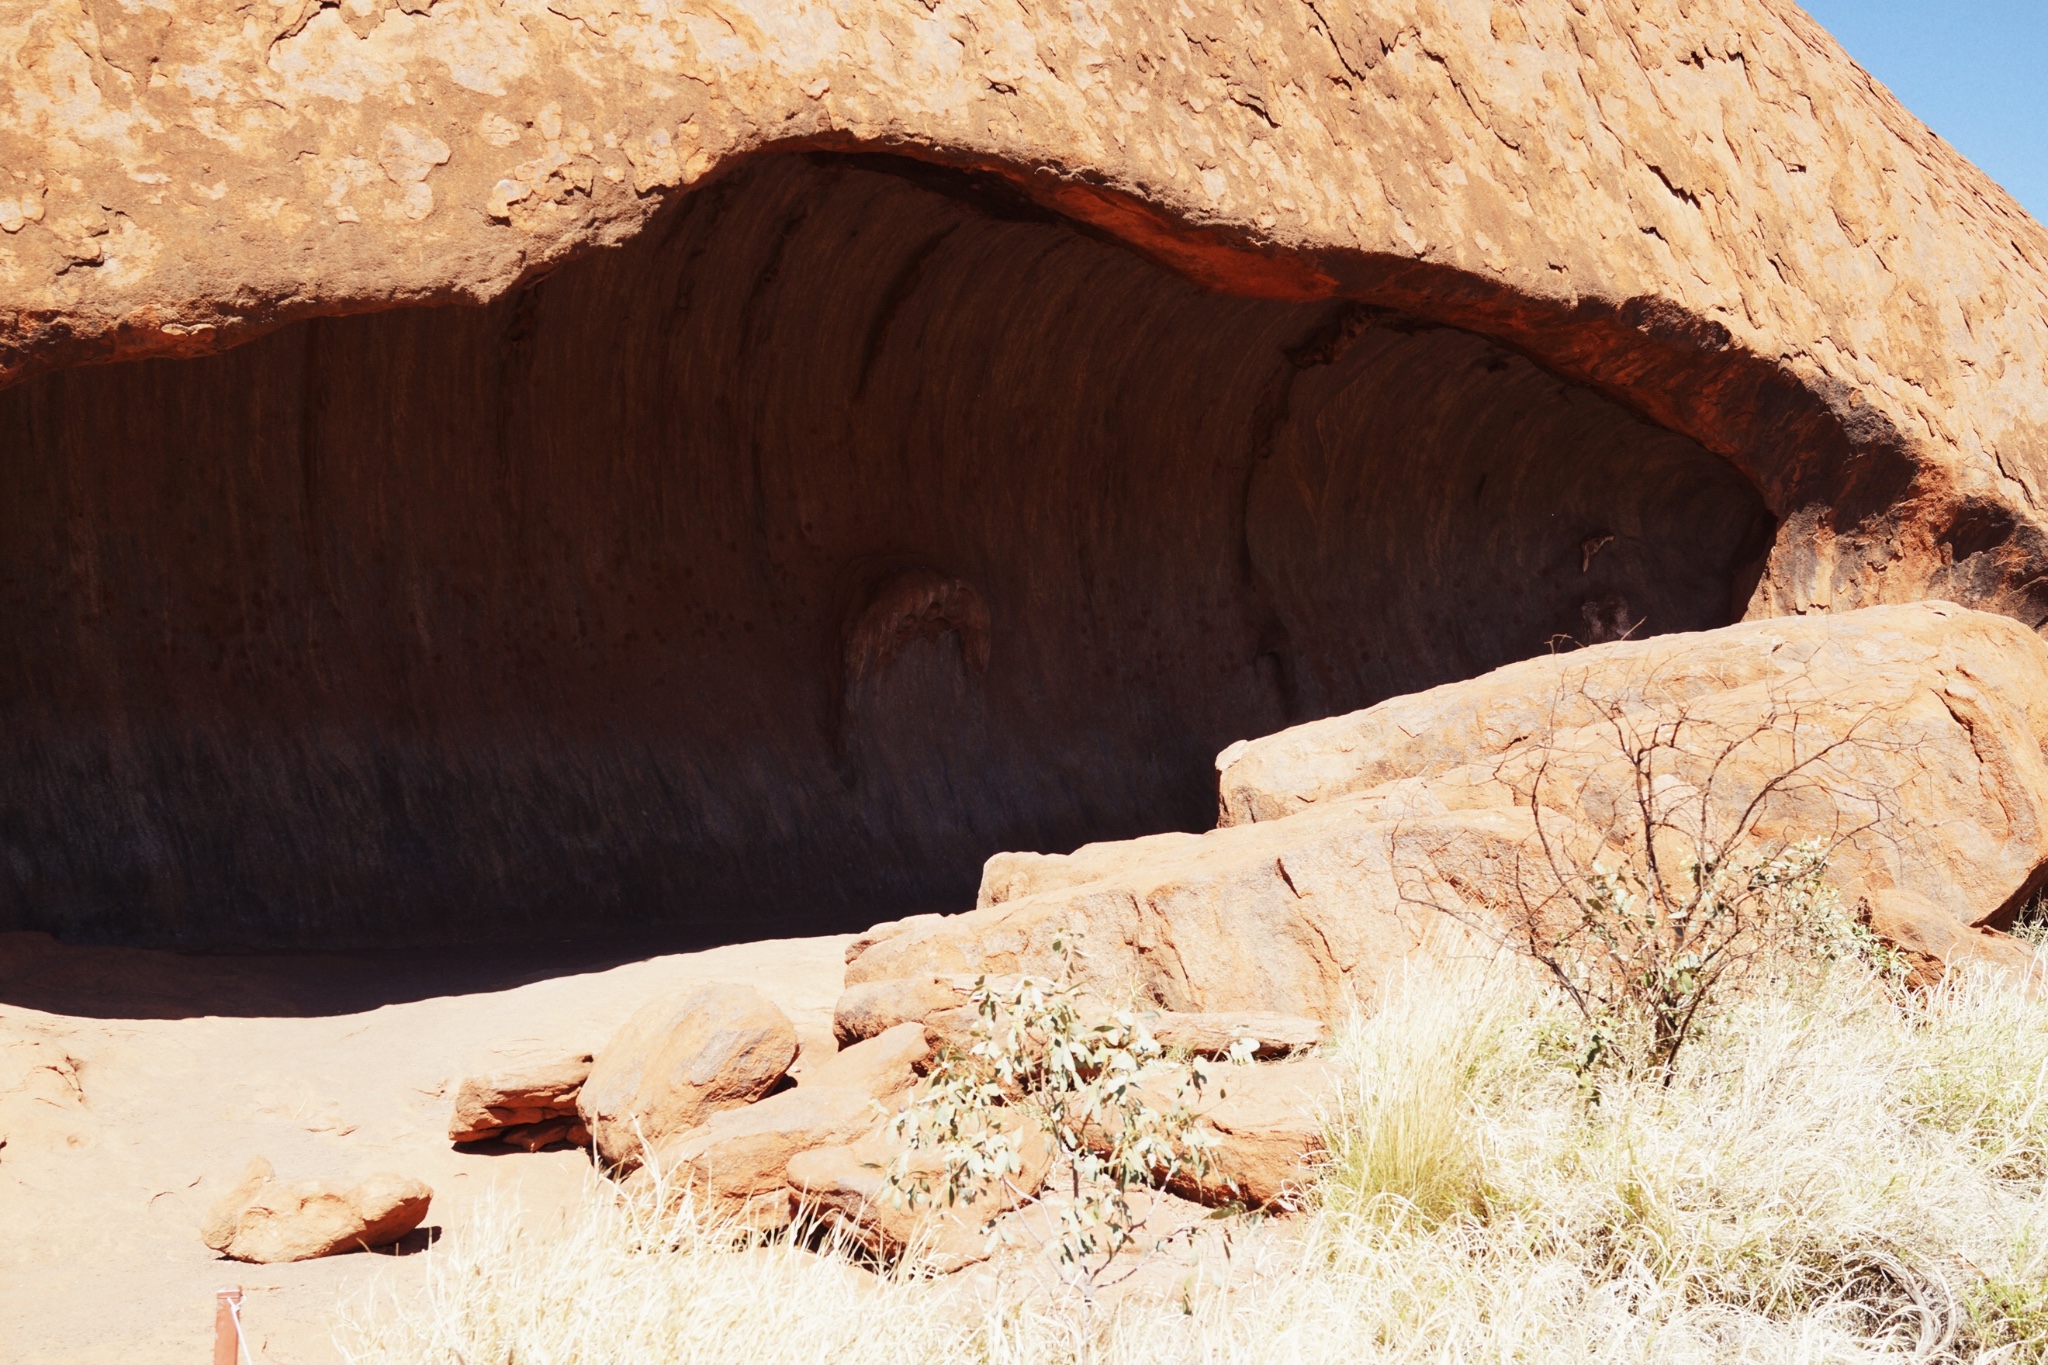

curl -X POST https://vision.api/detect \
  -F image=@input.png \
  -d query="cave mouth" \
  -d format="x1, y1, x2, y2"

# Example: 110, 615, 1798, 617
0, 152, 1774, 951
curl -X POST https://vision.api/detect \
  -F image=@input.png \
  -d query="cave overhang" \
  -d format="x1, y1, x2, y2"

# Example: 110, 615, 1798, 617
3, 0, 2047, 947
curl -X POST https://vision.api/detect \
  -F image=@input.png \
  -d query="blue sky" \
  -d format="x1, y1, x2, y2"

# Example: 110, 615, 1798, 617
1799, 1, 2047, 221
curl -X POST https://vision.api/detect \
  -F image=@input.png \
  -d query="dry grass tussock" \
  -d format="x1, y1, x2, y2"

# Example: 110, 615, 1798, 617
341, 958, 2048, 1363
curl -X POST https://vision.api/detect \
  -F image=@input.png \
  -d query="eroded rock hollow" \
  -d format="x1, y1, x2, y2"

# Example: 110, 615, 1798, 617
0, 153, 1771, 946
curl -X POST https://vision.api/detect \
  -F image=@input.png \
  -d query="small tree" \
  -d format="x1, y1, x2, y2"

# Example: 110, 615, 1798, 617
883, 933, 1252, 1292
1410, 662, 1907, 1085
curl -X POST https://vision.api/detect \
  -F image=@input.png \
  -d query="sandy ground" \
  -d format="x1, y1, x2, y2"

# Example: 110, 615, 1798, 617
0, 929, 851, 1363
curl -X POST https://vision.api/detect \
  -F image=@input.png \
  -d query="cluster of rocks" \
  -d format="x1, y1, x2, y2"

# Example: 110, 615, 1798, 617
444, 977, 1337, 1268
200, 602, 2048, 1267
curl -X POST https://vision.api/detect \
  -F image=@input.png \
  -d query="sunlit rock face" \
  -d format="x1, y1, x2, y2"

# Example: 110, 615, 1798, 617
2, 0, 2046, 946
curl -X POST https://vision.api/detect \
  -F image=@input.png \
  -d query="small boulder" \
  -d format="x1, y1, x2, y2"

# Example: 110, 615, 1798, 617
201, 1157, 431, 1263
580, 983, 799, 1169
800, 1022, 930, 1097
1157, 1057, 1342, 1207
833, 976, 969, 1046
447, 1054, 592, 1146
844, 914, 949, 967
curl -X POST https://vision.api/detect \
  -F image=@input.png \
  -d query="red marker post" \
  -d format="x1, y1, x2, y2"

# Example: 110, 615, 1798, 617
213, 1287, 245, 1365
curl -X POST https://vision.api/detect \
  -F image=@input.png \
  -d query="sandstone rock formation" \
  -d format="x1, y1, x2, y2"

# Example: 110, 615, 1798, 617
788, 1110, 1055, 1269
636, 1022, 929, 1227
846, 604, 2047, 1019
579, 984, 798, 1169
1148, 1058, 1342, 1208
200, 1156, 431, 1263
447, 1054, 592, 1148
6, 2, 2048, 947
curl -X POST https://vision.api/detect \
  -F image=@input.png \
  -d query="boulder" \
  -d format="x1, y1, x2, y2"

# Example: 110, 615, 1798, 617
579, 985, 799, 1169
844, 915, 951, 966
799, 1023, 931, 1097
1154, 1058, 1342, 1208
847, 606, 2046, 1017
788, 1111, 1054, 1269
975, 834, 1205, 909
447, 1055, 593, 1146
832, 977, 970, 1048
201, 1157, 431, 1263
639, 1024, 932, 1227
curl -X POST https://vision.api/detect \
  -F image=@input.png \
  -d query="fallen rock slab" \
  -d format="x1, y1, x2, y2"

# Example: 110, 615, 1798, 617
848, 605, 2047, 1016
447, 1054, 593, 1146
1860, 890, 2041, 991
580, 983, 799, 1169
832, 976, 969, 1048
201, 1156, 432, 1264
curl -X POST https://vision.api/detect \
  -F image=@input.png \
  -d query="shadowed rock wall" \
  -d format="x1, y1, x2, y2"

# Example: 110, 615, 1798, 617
0, 154, 1767, 945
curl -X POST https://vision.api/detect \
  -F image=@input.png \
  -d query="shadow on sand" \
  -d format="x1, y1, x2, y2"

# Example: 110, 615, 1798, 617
0, 919, 853, 1022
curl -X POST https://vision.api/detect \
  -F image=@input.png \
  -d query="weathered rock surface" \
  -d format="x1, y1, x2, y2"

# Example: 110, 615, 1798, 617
8, 2, 2048, 948
830, 954, 1326, 1058
848, 605, 2046, 1017
200, 1156, 431, 1263
579, 984, 798, 1169
832, 977, 970, 1049
1150, 1012, 1325, 1060
637, 1023, 930, 1228
1859, 890, 2040, 991
788, 1111, 1054, 1269
1151, 1059, 1343, 1208
447, 1054, 592, 1147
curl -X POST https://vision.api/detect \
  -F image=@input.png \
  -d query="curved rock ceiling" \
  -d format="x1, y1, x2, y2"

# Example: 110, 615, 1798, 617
0, 0, 2044, 944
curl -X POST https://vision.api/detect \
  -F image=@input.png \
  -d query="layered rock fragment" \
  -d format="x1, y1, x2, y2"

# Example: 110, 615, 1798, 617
448, 1055, 593, 1149
847, 604, 2047, 1017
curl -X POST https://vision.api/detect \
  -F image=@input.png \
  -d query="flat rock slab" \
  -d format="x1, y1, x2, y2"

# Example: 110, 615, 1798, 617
847, 605, 2047, 1018
447, 1055, 593, 1144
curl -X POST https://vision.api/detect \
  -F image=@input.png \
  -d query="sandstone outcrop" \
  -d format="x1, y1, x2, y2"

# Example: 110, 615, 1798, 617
579, 984, 798, 1169
846, 604, 2046, 1018
8, 2, 2048, 948
447, 1055, 592, 1148
201, 1156, 431, 1263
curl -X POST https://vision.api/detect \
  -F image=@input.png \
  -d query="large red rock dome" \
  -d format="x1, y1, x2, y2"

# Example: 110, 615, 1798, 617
2, 0, 2044, 945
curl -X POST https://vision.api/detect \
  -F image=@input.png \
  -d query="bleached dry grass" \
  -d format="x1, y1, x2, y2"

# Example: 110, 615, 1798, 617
341, 958, 2048, 1363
